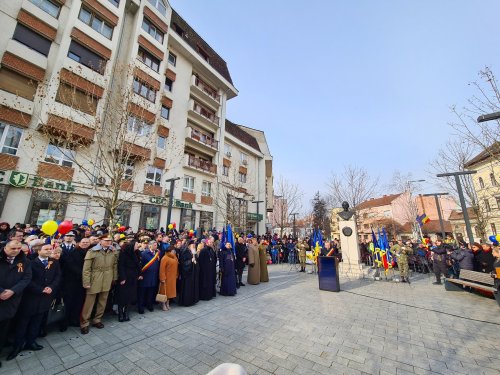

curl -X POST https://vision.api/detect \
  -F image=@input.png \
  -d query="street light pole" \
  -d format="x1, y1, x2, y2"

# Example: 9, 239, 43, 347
252, 200, 264, 236
290, 212, 298, 239
436, 171, 477, 245
477, 111, 500, 123
165, 177, 180, 227
422, 193, 449, 240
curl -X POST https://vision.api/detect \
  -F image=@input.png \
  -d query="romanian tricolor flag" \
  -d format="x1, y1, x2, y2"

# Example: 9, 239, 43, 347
416, 213, 430, 227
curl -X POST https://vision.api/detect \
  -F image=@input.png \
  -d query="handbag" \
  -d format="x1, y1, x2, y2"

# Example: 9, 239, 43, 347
155, 284, 168, 303
47, 299, 65, 325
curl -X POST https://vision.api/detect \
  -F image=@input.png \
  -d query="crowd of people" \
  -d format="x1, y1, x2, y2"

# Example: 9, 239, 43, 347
0, 221, 276, 366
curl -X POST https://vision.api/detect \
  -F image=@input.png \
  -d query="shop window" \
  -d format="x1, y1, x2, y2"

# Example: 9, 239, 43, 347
0, 68, 38, 100
140, 203, 161, 230
0, 122, 24, 155
180, 208, 195, 230
199, 211, 213, 231
26, 189, 68, 225
104, 202, 131, 227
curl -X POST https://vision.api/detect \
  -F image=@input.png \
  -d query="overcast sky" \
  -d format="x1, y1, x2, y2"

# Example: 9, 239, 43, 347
170, 0, 500, 209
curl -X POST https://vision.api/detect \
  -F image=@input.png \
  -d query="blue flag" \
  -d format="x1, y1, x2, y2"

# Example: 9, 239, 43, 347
226, 224, 235, 255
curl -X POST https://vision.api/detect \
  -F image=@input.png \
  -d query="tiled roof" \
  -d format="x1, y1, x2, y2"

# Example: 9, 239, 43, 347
356, 193, 402, 210
170, 9, 233, 85
225, 120, 261, 152
401, 220, 453, 233
448, 208, 478, 220
464, 142, 500, 168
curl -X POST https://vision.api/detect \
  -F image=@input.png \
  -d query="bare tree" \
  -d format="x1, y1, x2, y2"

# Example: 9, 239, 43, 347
428, 138, 488, 240
326, 165, 379, 211
272, 175, 303, 237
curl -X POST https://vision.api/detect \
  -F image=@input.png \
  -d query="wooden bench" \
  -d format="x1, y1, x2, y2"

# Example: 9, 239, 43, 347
445, 269, 500, 307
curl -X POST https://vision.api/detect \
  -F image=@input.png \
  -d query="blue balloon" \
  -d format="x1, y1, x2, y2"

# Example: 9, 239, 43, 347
489, 235, 496, 242
82, 219, 88, 226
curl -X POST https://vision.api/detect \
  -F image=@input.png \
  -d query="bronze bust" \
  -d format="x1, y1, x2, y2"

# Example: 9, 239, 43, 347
337, 201, 355, 221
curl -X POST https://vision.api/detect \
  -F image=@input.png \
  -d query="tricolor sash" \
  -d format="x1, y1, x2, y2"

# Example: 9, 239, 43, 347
141, 251, 159, 272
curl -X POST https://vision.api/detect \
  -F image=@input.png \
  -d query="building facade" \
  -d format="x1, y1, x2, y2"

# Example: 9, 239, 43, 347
0, 0, 273, 231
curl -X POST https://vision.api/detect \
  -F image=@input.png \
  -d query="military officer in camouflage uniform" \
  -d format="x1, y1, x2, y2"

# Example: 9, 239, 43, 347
296, 239, 307, 272
397, 240, 412, 282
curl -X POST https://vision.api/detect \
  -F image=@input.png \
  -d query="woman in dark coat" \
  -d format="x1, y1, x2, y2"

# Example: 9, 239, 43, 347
219, 242, 237, 296
116, 241, 142, 321
177, 242, 199, 306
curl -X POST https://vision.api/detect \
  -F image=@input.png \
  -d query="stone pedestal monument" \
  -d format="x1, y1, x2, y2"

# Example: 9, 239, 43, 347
337, 202, 364, 278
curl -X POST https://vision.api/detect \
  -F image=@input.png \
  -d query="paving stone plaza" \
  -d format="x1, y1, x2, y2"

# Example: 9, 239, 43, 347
2, 265, 500, 375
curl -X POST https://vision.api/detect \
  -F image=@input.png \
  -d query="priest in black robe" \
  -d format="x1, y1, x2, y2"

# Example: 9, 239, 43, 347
198, 241, 215, 300
177, 242, 199, 306
219, 242, 237, 296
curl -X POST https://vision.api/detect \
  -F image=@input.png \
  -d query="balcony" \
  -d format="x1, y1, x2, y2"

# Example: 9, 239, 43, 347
188, 99, 219, 129
185, 126, 218, 152
191, 75, 220, 109
185, 154, 217, 175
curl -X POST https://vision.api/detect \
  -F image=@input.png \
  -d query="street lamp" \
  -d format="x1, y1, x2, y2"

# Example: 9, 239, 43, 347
436, 171, 477, 245
477, 111, 500, 123
290, 212, 299, 239
422, 193, 449, 239
165, 177, 180, 227
252, 200, 264, 236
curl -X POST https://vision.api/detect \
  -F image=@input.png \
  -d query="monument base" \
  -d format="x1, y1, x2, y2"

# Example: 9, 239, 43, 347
339, 261, 366, 278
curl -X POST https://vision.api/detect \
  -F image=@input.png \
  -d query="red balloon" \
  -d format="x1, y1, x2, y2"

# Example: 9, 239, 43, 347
118, 226, 126, 232
172, 222, 176, 229
58, 220, 73, 235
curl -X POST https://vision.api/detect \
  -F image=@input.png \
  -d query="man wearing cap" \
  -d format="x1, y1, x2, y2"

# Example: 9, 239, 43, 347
61, 232, 76, 255
80, 235, 118, 334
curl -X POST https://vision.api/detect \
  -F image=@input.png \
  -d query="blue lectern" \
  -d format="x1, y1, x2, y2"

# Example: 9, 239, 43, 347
317, 256, 340, 292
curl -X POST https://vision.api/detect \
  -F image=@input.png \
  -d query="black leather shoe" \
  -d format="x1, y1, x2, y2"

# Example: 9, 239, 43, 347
24, 342, 43, 351
239, 282, 245, 286
6, 346, 22, 360
38, 329, 47, 338
147, 306, 154, 312
80, 326, 89, 334
92, 322, 104, 329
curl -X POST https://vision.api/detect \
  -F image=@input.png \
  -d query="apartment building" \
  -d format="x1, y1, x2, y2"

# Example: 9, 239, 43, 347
0, 0, 273, 231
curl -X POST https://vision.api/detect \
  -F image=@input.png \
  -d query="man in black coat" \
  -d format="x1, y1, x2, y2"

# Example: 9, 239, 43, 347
7, 244, 60, 360
430, 240, 448, 285
0, 240, 32, 367
235, 237, 247, 287
59, 237, 90, 330
198, 241, 216, 300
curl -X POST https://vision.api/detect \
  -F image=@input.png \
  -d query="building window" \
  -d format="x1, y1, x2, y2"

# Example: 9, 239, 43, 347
45, 144, 75, 168
142, 17, 163, 44
199, 211, 213, 231
56, 83, 99, 115
147, 0, 167, 16
146, 166, 162, 186
239, 172, 247, 183
180, 208, 195, 230
157, 136, 166, 149
68, 41, 106, 74
222, 165, 229, 177
127, 116, 151, 136
479, 177, 485, 189
29, 0, 60, 18
161, 105, 170, 120
133, 77, 157, 102
197, 46, 209, 62
183, 176, 194, 193
485, 198, 491, 212
168, 52, 176, 66
201, 181, 212, 197
140, 204, 161, 230
78, 7, 113, 39
0, 68, 38, 100
491, 223, 497, 235
108, 0, 119, 7
123, 161, 134, 180
27, 190, 68, 226
490, 173, 497, 187
137, 47, 160, 72
224, 143, 232, 157
164, 77, 173, 92
172, 23, 184, 37
13, 24, 51, 56
240, 152, 248, 165
0, 123, 23, 156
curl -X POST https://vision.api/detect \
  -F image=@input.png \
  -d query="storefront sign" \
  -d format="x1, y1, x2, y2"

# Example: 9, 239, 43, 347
247, 212, 263, 222
0, 170, 75, 192
148, 196, 193, 209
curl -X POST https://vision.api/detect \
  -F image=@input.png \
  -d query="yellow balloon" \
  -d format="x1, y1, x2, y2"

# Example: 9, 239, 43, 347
88, 219, 95, 226
496, 234, 500, 242
116, 223, 121, 227
168, 224, 173, 230
41, 220, 58, 236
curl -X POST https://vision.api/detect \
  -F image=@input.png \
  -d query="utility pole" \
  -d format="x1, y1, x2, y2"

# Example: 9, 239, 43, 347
165, 177, 180, 227
422, 193, 449, 240
436, 171, 477, 245
252, 200, 264, 236
290, 212, 299, 239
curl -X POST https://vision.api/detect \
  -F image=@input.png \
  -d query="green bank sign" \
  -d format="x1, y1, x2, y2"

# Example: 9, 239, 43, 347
149, 196, 193, 209
0, 170, 75, 192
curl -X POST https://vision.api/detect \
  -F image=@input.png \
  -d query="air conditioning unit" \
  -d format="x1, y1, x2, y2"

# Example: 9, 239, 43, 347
225, 152, 232, 158
95, 176, 106, 186
242, 159, 248, 165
